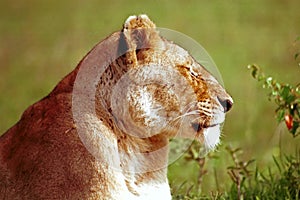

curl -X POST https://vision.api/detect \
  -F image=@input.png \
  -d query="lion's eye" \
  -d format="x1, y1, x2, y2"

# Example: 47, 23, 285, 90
190, 71, 197, 77
190, 68, 198, 77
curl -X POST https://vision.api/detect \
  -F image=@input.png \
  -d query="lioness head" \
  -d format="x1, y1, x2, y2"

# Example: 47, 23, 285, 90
79, 14, 233, 157
113, 15, 232, 150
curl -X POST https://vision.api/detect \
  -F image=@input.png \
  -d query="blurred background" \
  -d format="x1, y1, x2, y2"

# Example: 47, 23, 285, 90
0, 0, 299, 195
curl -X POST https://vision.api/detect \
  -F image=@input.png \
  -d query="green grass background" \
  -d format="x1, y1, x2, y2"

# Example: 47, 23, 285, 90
0, 0, 299, 196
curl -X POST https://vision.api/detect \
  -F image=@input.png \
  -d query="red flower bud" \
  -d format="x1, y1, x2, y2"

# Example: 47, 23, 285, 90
284, 114, 293, 130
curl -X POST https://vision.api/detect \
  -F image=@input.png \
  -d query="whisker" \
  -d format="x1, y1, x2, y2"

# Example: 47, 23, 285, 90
183, 101, 198, 113
201, 110, 213, 117
172, 101, 199, 120
173, 110, 200, 121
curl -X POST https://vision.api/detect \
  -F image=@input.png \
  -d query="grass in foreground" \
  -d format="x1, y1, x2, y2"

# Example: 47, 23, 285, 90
171, 145, 300, 200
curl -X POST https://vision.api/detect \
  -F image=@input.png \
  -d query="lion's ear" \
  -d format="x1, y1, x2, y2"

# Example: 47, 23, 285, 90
119, 14, 163, 68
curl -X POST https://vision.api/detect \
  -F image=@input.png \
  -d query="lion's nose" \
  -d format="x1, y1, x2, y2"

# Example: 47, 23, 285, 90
217, 96, 233, 113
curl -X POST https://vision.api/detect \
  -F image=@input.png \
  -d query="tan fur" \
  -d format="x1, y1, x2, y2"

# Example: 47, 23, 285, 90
0, 15, 232, 199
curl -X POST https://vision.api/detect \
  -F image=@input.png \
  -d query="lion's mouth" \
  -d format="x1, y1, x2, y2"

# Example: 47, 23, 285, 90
191, 122, 219, 132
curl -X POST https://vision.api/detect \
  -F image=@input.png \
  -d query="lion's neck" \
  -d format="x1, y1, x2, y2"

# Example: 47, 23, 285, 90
103, 132, 171, 199
117, 132, 169, 177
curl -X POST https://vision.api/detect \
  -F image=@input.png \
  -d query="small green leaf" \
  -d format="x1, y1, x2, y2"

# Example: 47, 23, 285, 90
276, 109, 285, 122
286, 95, 296, 104
275, 82, 282, 90
296, 86, 300, 93
280, 85, 291, 100
271, 90, 279, 97
248, 64, 264, 80
250, 67, 259, 79
290, 121, 299, 136
266, 77, 273, 87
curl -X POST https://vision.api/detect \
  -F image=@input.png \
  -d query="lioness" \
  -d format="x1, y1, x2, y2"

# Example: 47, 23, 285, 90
0, 15, 232, 199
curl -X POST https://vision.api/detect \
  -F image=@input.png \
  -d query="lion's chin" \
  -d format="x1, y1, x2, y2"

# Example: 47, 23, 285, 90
202, 124, 221, 152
